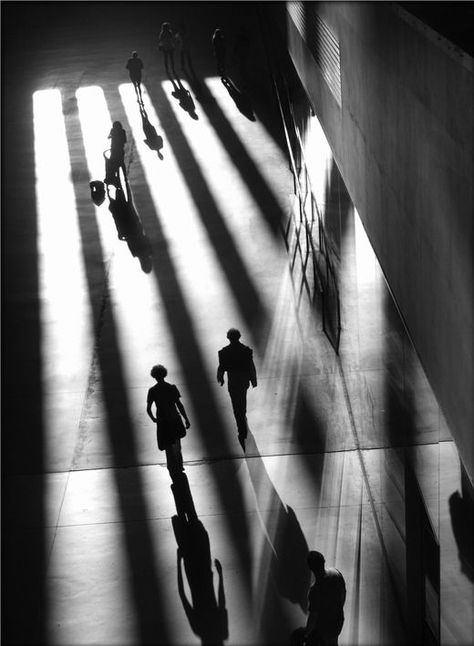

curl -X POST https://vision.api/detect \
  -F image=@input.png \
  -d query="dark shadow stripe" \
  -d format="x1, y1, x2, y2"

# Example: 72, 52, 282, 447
2, 68, 46, 644
64, 92, 170, 645
146, 81, 270, 346
199, 77, 288, 240
105, 85, 254, 593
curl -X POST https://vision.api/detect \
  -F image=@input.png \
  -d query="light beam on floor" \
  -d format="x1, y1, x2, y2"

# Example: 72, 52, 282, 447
204, 76, 289, 212
33, 89, 94, 467
33, 88, 99, 642
163, 77, 285, 317
118, 82, 247, 396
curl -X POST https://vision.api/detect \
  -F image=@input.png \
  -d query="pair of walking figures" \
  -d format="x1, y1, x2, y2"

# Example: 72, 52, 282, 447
146, 328, 256, 478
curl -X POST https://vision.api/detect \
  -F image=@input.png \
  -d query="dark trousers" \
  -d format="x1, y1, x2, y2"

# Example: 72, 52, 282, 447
228, 385, 248, 437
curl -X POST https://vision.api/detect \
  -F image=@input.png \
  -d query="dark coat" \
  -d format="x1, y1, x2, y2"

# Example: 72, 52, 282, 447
147, 382, 186, 450
217, 342, 257, 390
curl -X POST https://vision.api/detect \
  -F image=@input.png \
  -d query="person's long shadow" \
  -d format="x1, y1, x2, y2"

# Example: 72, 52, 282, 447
182, 55, 216, 106
164, 60, 198, 120
170, 75, 198, 120
138, 100, 164, 160
221, 75, 256, 121
245, 431, 310, 617
171, 473, 229, 645
103, 165, 153, 273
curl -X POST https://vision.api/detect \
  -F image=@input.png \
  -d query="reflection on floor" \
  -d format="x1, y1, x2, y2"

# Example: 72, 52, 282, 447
3, 3, 473, 645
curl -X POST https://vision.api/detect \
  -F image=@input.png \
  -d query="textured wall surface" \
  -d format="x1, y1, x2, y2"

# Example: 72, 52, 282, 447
286, 1, 473, 481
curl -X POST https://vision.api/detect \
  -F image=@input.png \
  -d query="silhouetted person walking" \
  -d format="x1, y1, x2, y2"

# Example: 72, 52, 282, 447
303, 551, 346, 646
158, 21, 176, 77
147, 364, 190, 479
126, 50, 144, 99
212, 28, 226, 76
106, 121, 127, 183
217, 328, 256, 450
175, 23, 191, 72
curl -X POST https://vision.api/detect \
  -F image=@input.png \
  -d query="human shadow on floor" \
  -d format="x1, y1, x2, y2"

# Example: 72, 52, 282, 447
171, 473, 229, 645
221, 75, 255, 121
95, 162, 152, 273
165, 63, 198, 120
449, 490, 474, 582
181, 56, 215, 107
139, 100, 164, 160
245, 431, 310, 611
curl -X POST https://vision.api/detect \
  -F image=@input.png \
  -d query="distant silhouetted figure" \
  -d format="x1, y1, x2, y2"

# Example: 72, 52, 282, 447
147, 364, 190, 479
304, 551, 346, 646
233, 25, 251, 87
126, 50, 144, 99
158, 21, 176, 77
212, 28, 226, 76
217, 328, 256, 450
175, 23, 191, 72
106, 121, 127, 183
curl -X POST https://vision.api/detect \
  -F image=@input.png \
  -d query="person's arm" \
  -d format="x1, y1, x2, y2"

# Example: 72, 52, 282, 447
217, 352, 225, 386
176, 399, 190, 428
304, 610, 318, 644
304, 587, 318, 644
146, 390, 156, 423
214, 559, 226, 609
177, 549, 194, 620
249, 351, 257, 387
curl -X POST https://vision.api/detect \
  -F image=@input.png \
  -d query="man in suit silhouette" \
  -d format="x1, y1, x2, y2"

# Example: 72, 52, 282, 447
217, 328, 257, 450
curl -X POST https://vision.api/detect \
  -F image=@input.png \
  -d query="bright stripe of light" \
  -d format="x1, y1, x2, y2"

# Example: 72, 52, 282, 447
119, 81, 257, 628
164, 77, 286, 315
205, 77, 289, 210
118, 83, 246, 386
76, 86, 177, 399
33, 89, 94, 466
33, 88, 98, 644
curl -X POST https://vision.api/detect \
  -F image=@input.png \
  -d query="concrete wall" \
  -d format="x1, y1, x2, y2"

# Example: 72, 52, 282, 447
286, 2, 473, 481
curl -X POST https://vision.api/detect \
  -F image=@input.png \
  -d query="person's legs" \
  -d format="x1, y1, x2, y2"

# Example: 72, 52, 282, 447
166, 439, 184, 478
229, 386, 248, 437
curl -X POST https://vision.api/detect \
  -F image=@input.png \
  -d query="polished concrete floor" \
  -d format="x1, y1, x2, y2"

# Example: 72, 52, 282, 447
3, 3, 473, 645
